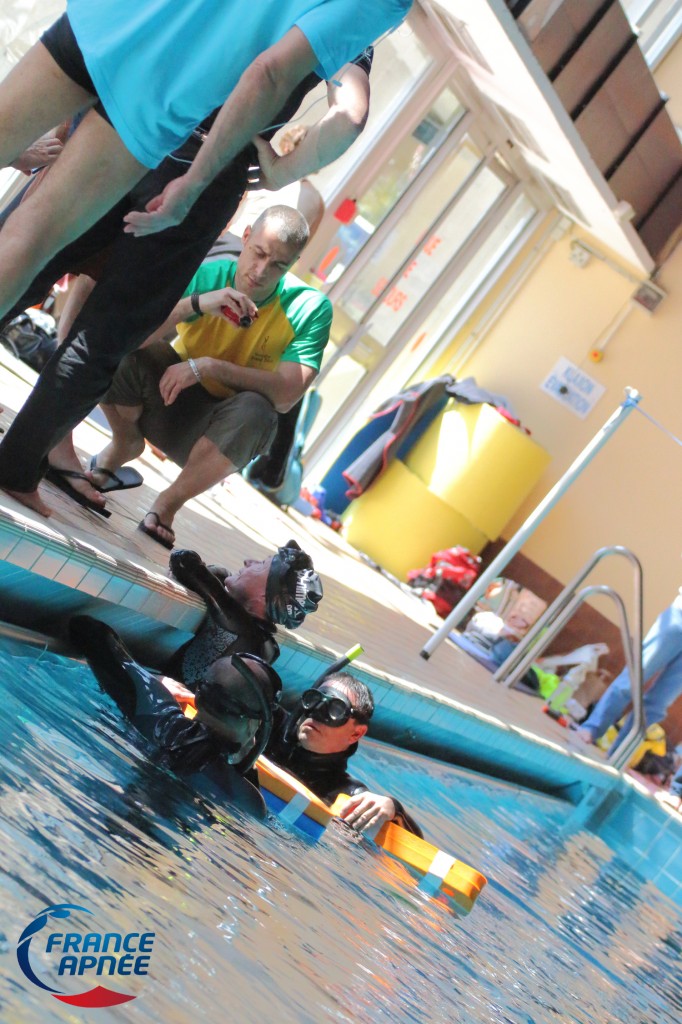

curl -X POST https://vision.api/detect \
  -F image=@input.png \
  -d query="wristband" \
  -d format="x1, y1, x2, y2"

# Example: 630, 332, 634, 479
187, 357, 202, 383
190, 291, 203, 316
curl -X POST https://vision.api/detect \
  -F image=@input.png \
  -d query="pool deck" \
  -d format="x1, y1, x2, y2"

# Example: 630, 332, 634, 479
1, 351, 680, 904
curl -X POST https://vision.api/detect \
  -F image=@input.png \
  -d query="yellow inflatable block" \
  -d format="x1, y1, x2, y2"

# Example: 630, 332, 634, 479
342, 459, 488, 579
405, 402, 551, 539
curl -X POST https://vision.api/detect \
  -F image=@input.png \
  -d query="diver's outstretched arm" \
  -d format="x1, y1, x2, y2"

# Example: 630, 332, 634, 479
170, 549, 248, 632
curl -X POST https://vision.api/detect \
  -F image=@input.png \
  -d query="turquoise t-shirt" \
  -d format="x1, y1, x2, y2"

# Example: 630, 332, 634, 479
68, 0, 411, 167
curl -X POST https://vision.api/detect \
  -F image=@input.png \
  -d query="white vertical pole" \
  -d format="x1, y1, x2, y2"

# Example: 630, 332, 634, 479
420, 387, 642, 659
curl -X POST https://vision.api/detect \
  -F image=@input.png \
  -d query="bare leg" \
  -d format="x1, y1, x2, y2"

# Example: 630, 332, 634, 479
57, 275, 96, 342
0, 40, 95, 168
141, 437, 236, 546
89, 404, 146, 488
0, 107, 146, 320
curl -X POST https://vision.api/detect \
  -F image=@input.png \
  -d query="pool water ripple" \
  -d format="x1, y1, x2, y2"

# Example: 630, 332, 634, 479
0, 636, 680, 1024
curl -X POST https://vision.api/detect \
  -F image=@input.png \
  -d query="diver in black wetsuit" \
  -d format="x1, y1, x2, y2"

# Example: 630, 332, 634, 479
69, 616, 421, 835
267, 673, 422, 837
164, 540, 323, 686
70, 615, 282, 817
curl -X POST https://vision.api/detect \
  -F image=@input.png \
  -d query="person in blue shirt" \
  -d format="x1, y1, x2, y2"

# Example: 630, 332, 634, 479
0, 1, 411, 328
0, 32, 376, 518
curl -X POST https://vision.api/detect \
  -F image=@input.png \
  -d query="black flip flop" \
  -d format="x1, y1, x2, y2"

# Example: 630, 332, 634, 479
45, 466, 112, 518
137, 511, 175, 550
90, 456, 143, 493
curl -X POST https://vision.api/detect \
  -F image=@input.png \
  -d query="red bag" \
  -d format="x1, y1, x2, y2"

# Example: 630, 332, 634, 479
407, 547, 481, 618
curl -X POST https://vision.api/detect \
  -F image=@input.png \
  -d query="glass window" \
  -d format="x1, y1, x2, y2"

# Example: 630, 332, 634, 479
338, 136, 484, 324
314, 87, 466, 285
373, 193, 539, 399
273, 20, 433, 202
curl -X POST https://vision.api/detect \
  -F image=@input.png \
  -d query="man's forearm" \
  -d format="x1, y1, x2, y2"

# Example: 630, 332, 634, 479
184, 32, 318, 197
266, 107, 364, 188
194, 357, 306, 412
257, 63, 370, 189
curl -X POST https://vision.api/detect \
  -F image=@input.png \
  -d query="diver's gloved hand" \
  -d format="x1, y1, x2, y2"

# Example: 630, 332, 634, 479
169, 549, 205, 587
169, 549, 239, 631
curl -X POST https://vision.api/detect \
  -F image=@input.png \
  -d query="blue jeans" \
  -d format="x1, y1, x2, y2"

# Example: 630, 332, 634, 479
581, 592, 682, 752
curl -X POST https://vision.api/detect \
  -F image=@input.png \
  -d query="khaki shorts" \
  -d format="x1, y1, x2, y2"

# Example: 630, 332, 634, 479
104, 341, 278, 468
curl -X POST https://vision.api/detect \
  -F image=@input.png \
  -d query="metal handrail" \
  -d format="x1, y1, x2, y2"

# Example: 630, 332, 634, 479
493, 546, 644, 769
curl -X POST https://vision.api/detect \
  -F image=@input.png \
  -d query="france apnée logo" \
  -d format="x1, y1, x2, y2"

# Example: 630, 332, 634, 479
17, 903, 155, 1008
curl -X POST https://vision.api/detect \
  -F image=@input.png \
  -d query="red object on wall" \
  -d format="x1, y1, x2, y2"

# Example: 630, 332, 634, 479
334, 197, 357, 223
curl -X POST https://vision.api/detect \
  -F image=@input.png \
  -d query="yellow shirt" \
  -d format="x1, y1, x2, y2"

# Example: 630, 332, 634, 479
172, 258, 331, 398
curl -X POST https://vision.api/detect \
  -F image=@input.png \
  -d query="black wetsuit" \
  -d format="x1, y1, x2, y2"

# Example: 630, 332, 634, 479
265, 706, 423, 836
164, 549, 279, 686
71, 615, 266, 817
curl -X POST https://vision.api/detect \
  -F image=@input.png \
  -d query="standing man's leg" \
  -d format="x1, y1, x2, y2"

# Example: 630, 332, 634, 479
575, 664, 633, 743
609, 650, 682, 754
578, 596, 682, 742
0, 39, 95, 172
0, 108, 146, 321
0, 152, 247, 513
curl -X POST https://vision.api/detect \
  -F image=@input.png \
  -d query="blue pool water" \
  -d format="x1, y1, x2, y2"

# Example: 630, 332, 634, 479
0, 634, 681, 1023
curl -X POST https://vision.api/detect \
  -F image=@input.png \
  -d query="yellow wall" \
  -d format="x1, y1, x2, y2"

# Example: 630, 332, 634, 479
423, 33, 682, 629
455, 230, 682, 626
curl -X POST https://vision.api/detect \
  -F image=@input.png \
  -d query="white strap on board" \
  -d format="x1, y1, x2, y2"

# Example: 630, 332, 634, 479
418, 850, 457, 898
277, 792, 311, 825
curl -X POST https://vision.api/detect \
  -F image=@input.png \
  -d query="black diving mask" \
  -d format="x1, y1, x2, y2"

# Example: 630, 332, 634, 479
299, 688, 366, 728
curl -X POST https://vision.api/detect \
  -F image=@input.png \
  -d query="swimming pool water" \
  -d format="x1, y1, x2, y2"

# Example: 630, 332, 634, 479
0, 634, 680, 1023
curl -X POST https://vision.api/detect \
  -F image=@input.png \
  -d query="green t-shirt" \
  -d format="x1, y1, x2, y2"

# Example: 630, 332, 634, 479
173, 258, 332, 398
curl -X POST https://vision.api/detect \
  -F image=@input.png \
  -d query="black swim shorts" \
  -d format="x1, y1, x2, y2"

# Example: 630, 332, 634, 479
40, 13, 111, 124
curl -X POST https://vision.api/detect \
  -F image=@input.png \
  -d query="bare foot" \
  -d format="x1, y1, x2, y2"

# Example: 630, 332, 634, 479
140, 510, 175, 547
48, 438, 106, 509
0, 485, 53, 518
572, 727, 596, 745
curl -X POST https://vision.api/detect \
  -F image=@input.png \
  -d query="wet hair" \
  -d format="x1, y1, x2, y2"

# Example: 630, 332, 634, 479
322, 672, 374, 723
251, 205, 309, 252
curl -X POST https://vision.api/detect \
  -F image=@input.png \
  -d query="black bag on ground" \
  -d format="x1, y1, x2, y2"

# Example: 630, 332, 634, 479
0, 311, 58, 372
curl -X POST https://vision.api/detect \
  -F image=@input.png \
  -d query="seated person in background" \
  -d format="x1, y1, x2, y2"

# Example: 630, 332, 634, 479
165, 542, 323, 686
266, 671, 422, 836
89, 205, 331, 547
575, 590, 682, 753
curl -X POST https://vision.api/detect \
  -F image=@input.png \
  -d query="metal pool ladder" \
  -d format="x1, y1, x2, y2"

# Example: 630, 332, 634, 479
492, 546, 644, 770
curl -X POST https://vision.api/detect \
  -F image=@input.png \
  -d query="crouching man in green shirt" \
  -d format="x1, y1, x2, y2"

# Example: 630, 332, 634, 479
90, 204, 330, 547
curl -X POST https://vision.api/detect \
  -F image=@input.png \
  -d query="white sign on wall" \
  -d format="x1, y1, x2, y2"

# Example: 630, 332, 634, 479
540, 358, 605, 419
